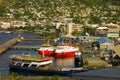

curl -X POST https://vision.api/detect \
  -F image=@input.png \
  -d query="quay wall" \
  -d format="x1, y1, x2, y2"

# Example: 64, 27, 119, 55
0, 37, 21, 54
83, 56, 108, 69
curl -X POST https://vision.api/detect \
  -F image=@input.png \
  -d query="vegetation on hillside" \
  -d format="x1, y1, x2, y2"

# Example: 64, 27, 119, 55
0, 0, 120, 24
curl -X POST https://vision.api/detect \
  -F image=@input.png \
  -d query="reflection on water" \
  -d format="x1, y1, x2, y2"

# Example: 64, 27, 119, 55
0, 32, 75, 76
0, 49, 39, 76
0, 49, 75, 76
53, 57, 74, 68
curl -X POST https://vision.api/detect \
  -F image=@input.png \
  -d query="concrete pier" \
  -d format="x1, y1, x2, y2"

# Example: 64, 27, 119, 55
0, 37, 21, 54
22, 37, 45, 41
83, 56, 108, 69
10, 46, 40, 50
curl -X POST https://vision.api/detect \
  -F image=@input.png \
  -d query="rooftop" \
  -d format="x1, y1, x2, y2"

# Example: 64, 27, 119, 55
97, 37, 114, 44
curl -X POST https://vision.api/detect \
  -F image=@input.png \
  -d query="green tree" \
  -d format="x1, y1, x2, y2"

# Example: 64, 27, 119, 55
44, 38, 50, 45
41, 75, 67, 80
72, 29, 80, 36
41, 76, 51, 80
0, 5, 6, 17
9, 72, 22, 80
51, 75, 60, 80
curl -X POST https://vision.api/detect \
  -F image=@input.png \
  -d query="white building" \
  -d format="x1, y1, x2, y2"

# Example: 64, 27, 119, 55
10, 21, 27, 28
56, 22, 83, 36
0, 22, 11, 29
67, 23, 73, 36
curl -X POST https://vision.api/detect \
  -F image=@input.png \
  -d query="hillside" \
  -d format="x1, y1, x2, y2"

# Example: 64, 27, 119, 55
0, 0, 120, 24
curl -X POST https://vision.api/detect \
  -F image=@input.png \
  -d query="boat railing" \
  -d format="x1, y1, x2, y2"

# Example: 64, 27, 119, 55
11, 56, 52, 63
11, 60, 31, 64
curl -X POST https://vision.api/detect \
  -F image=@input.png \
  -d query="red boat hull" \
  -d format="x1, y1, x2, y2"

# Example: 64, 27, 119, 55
54, 51, 76, 57
38, 50, 54, 56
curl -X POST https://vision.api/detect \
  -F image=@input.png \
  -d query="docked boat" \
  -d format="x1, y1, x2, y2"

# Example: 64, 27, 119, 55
37, 45, 54, 56
9, 54, 53, 71
54, 45, 79, 57
9, 54, 89, 76
4, 31, 12, 34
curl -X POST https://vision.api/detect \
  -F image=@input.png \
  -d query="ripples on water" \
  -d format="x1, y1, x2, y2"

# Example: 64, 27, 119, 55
0, 32, 39, 45
0, 32, 75, 76
0, 33, 17, 45
0, 32, 41, 76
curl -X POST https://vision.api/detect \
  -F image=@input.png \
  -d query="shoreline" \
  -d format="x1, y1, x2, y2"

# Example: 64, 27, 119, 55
0, 36, 21, 55
1, 75, 76, 80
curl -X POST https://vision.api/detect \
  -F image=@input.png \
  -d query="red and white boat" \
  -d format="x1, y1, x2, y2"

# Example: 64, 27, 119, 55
37, 45, 54, 56
54, 45, 79, 57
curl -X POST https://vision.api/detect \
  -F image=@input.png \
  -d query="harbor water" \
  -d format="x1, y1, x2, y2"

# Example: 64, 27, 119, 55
0, 32, 75, 76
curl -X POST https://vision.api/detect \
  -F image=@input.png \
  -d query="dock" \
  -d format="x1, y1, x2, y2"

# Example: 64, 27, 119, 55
22, 37, 45, 41
83, 56, 108, 69
10, 46, 40, 50
0, 37, 21, 54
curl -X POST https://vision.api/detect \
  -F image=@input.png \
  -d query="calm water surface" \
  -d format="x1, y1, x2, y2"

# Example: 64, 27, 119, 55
0, 32, 74, 76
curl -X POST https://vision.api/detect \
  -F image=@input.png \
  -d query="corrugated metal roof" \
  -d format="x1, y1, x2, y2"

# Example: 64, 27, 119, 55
97, 37, 114, 44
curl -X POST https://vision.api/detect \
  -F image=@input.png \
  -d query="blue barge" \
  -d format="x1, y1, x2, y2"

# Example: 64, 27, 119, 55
9, 54, 89, 76
10, 65, 89, 76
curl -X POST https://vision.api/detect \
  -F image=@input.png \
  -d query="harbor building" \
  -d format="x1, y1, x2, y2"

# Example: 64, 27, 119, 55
56, 22, 83, 36
0, 21, 11, 29
97, 37, 115, 50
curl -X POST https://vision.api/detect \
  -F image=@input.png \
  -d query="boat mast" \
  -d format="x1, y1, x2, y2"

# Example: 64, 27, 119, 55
42, 50, 45, 58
